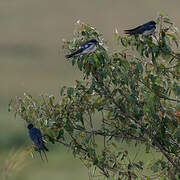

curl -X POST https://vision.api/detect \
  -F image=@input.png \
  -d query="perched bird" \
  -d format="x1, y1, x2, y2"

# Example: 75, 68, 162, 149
27, 123, 48, 162
66, 39, 98, 58
124, 21, 156, 35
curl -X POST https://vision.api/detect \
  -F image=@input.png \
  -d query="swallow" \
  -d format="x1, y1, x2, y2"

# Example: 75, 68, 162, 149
66, 39, 98, 58
27, 123, 48, 162
124, 21, 156, 35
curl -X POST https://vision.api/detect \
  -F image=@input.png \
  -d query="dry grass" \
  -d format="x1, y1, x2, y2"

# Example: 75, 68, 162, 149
0, 148, 29, 180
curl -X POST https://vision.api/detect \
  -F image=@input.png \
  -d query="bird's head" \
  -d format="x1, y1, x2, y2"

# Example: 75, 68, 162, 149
90, 39, 98, 45
149, 21, 156, 26
27, 123, 34, 130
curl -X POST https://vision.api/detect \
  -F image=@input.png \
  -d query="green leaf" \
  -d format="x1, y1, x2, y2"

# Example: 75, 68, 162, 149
120, 38, 128, 47
72, 58, 76, 66
176, 103, 180, 111
84, 133, 91, 144
132, 163, 143, 170
137, 44, 143, 56
127, 94, 136, 104
152, 162, 159, 173
173, 83, 180, 96
77, 59, 83, 70
60, 86, 66, 96
146, 144, 150, 153
57, 129, 64, 139
45, 128, 55, 139
76, 112, 84, 125
137, 63, 143, 73
67, 87, 74, 97
49, 96, 54, 106
93, 53, 98, 64
87, 148, 95, 158
75, 125, 85, 130
65, 121, 74, 133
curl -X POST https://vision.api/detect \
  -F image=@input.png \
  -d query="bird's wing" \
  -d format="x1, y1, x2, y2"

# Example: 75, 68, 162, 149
124, 25, 145, 34
80, 41, 94, 49
144, 24, 155, 30
33, 128, 42, 138
66, 48, 84, 58
29, 128, 43, 147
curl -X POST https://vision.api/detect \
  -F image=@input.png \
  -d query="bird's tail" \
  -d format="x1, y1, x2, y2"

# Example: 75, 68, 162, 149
43, 143, 49, 151
39, 150, 44, 162
124, 29, 135, 35
66, 48, 83, 58
39, 149, 48, 163
42, 149, 48, 163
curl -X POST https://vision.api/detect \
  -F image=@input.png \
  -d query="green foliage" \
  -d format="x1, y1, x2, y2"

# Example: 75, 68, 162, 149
10, 15, 180, 179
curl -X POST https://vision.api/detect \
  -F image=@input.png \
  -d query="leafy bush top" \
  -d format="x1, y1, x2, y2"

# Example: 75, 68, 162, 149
10, 14, 180, 179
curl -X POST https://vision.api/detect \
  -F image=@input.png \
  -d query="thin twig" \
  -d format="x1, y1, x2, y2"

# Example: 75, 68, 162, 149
56, 139, 70, 148
167, 165, 177, 180
165, 97, 180, 103
101, 111, 106, 148
88, 110, 96, 147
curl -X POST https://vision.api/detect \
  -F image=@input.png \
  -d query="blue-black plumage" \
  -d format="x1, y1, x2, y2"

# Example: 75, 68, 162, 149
66, 39, 98, 58
27, 123, 48, 162
124, 21, 156, 35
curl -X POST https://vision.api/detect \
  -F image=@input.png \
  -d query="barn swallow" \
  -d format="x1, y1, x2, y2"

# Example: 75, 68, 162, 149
124, 21, 156, 35
66, 39, 98, 58
27, 123, 48, 162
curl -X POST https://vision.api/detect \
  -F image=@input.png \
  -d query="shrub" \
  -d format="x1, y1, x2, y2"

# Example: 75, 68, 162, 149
10, 14, 180, 179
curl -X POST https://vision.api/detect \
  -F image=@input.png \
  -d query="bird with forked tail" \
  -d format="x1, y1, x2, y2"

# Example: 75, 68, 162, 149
27, 123, 48, 162
66, 39, 98, 58
124, 20, 156, 35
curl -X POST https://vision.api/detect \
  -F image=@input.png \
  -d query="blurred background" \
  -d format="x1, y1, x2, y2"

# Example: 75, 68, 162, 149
0, 0, 180, 179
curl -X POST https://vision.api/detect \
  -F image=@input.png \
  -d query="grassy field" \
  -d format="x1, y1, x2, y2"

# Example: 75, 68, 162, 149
0, 0, 180, 179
